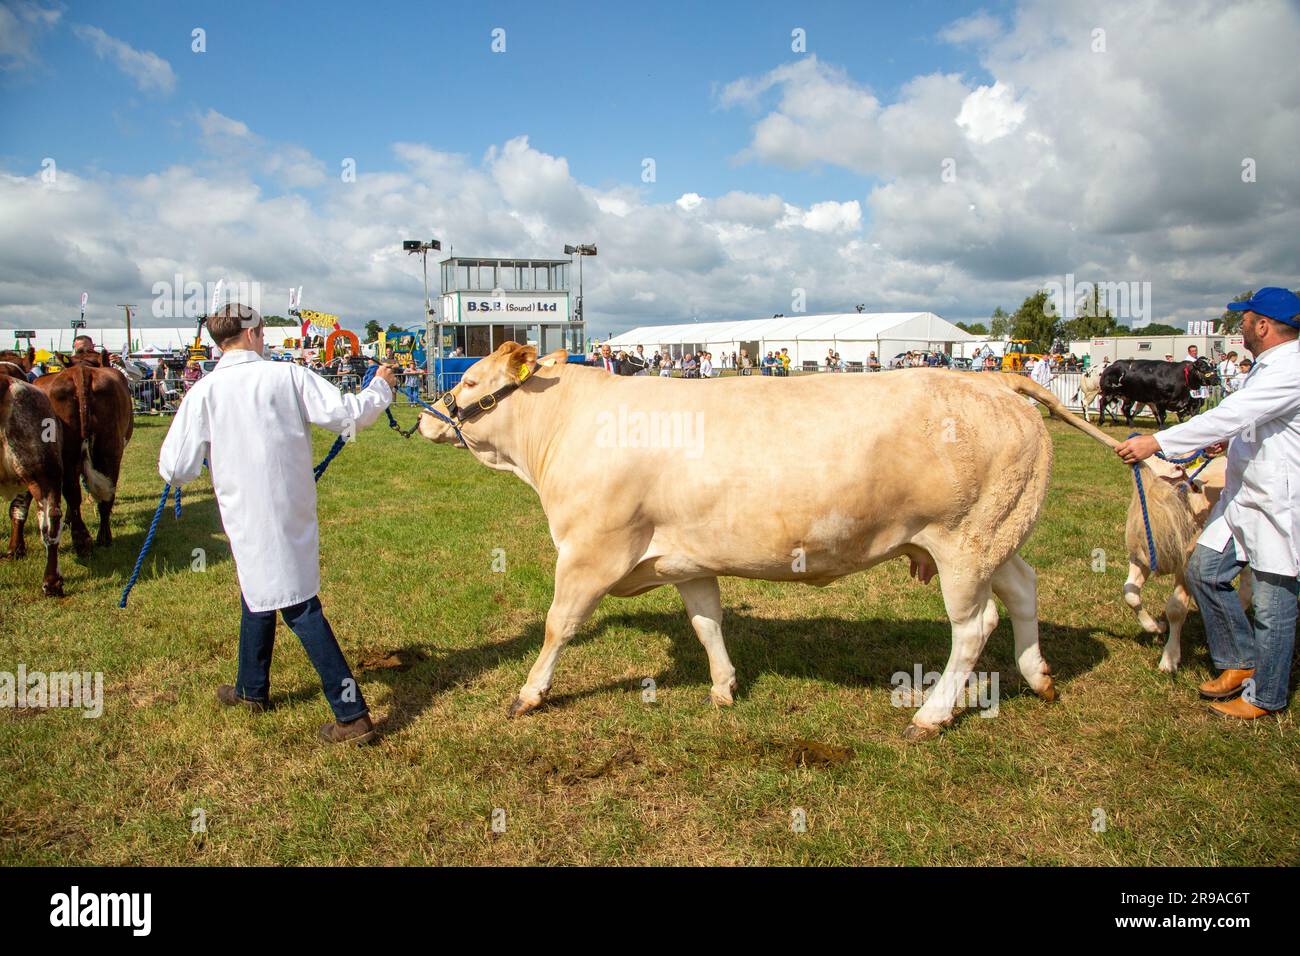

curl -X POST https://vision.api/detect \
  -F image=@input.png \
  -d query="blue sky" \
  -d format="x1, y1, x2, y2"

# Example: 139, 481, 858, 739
1, 1, 996, 211
0, 0, 1295, 335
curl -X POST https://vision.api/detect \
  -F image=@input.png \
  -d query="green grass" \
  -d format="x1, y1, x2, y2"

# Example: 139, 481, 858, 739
1, 410, 1297, 866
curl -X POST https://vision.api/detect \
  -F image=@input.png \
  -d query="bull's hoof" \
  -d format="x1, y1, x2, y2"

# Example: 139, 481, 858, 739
73, 539, 92, 558
709, 678, 738, 708
902, 722, 942, 742
1158, 654, 1180, 674
42, 578, 64, 598
1036, 677, 1058, 702
507, 691, 544, 718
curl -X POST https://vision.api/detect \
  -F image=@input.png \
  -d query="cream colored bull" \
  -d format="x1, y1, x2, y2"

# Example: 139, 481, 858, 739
418, 343, 1117, 738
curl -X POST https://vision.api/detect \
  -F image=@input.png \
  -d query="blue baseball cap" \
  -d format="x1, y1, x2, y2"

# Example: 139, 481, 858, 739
1226, 287, 1300, 328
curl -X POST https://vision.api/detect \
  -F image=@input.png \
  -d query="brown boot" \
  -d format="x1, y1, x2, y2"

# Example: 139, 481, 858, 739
215, 684, 268, 713
1198, 668, 1254, 700
318, 714, 377, 745
1208, 697, 1278, 720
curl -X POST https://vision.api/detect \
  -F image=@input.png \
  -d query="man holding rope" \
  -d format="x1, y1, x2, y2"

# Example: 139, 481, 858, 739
159, 303, 397, 744
1117, 288, 1300, 720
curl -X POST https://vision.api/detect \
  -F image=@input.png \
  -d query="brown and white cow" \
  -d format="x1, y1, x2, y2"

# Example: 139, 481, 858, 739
417, 342, 1122, 738
33, 354, 133, 556
0, 351, 65, 596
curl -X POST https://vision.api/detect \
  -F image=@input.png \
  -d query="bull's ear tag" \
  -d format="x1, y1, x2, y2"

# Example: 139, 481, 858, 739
518, 365, 531, 381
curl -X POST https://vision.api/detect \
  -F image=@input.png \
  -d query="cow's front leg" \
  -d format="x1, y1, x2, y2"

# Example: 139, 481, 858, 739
676, 576, 737, 706
509, 551, 613, 718
1159, 579, 1189, 673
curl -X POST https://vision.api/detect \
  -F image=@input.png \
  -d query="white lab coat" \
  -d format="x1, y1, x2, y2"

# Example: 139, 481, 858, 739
1156, 340, 1300, 576
1030, 358, 1054, 387
158, 350, 393, 611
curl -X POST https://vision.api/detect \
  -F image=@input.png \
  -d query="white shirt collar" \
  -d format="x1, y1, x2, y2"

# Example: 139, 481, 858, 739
216, 349, 264, 369
1250, 339, 1298, 368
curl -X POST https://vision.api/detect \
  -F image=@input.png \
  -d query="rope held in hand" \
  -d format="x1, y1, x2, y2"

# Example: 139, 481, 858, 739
1127, 432, 1212, 575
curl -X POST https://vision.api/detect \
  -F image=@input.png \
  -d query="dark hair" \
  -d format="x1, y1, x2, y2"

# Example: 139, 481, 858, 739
208, 303, 262, 347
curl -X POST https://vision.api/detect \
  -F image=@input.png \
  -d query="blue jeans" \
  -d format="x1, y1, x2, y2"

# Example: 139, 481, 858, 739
1186, 540, 1298, 711
236, 594, 369, 722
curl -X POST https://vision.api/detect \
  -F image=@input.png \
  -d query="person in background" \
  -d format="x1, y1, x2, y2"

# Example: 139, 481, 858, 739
779, 348, 791, 375
596, 344, 619, 374
1116, 288, 1300, 721
72, 334, 95, 354
182, 358, 202, 390
159, 303, 398, 744
740, 349, 753, 371
699, 351, 713, 378
1185, 344, 1200, 363
1218, 350, 1238, 386
867, 351, 880, 371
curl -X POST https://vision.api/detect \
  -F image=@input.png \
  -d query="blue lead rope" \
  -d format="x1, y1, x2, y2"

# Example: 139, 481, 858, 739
118, 482, 175, 608
1128, 432, 1211, 574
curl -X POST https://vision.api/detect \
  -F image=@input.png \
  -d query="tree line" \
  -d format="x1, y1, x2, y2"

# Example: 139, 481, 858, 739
953, 289, 1290, 352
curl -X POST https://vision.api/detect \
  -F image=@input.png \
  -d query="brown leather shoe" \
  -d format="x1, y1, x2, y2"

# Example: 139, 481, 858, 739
1208, 697, 1278, 720
318, 714, 377, 745
1198, 668, 1254, 700
215, 684, 268, 713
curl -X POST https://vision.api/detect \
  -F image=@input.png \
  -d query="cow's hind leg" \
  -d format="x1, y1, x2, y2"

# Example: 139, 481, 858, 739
991, 553, 1056, 701
907, 568, 996, 739
1158, 577, 1189, 673
63, 463, 92, 557
676, 576, 737, 706
35, 483, 63, 597
6, 492, 30, 558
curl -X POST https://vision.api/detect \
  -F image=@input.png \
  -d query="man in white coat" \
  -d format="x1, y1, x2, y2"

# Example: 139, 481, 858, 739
1117, 287, 1300, 720
159, 304, 397, 744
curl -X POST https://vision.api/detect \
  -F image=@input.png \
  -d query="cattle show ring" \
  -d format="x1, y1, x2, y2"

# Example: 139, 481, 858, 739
3, 273, 1295, 879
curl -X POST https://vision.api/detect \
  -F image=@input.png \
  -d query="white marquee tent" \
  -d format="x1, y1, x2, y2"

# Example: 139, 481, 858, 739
0, 326, 201, 354
604, 312, 976, 367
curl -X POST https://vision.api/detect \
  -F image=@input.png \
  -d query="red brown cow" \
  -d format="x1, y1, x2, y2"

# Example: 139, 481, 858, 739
0, 349, 65, 595
34, 352, 133, 555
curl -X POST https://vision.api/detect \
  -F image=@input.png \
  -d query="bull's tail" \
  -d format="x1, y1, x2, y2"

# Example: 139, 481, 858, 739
69, 366, 115, 502
998, 374, 1119, 449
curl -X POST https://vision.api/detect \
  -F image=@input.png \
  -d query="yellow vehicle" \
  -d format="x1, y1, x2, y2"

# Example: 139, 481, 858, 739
999, 339, 1041, 372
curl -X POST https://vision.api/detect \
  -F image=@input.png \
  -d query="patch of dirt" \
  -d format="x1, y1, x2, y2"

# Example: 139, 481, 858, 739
357, 649, 429, 671
784, 739, 854, 768
531, 746, 643, 788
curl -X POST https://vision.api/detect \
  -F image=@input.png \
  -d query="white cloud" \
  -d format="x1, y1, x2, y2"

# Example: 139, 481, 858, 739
939, 12, 1003, 46
0, 1, 61, 71
955, 82, 1026, 144
72, 23, 176, 94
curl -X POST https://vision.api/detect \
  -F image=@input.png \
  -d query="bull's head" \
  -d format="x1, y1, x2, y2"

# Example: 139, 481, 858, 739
417, 341, 567, 445
1192, 356, 1219, 386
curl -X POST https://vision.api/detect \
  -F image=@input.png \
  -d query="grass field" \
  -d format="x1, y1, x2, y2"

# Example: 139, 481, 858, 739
2, 403, 1297, 866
